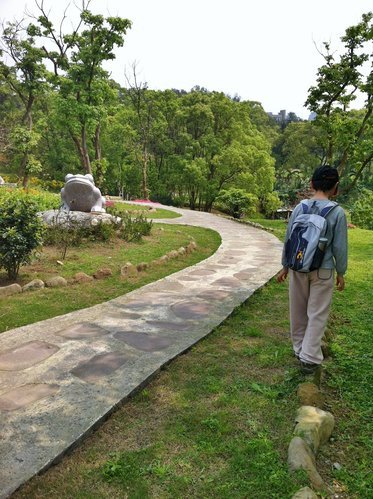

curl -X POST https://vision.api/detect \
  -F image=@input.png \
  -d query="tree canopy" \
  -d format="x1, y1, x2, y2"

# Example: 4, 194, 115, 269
305, 11, 373, 193
0, 4, 371, 213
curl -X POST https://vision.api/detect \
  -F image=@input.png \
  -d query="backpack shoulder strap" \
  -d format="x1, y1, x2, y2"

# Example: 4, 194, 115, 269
301, 202, 309, 214
320, 202, 338, 218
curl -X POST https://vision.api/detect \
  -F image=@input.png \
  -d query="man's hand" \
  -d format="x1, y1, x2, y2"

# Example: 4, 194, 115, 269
277, 268, 288, 283
336, 274, 345, 291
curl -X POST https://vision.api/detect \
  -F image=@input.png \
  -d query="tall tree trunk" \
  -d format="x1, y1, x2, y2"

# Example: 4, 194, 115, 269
21, 154, 29, 189
70, 132, 86, 171
94, 123, 101, 161
189, 190, 196, 210
21, 97, 34, 188
326, 137, 333, 164
93, 123, 105, 187
141, 145, 149, 199
81, 125, 92, 174
203, 199, 214, 212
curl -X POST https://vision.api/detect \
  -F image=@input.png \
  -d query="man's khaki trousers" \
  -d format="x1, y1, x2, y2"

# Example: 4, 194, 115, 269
289, 268, 334, 365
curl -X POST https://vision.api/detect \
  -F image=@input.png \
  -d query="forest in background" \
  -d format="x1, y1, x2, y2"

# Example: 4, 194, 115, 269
0, 3, 371, 216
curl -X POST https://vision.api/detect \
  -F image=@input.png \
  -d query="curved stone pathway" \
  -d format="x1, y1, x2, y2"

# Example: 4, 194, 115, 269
0, 204, 282, 498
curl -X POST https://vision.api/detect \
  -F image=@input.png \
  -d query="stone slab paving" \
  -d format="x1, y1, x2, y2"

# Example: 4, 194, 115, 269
0, 204, 283, 498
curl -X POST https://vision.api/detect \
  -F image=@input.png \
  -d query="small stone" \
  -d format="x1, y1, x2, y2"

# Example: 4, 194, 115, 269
91, 218, 99, 226
22, 279, 45, 292
293, 419, 320, 453
93, 268, 113, 280
167, 250, 179, 259
56, 260, 64, 266
136, 262, 148, 272
288, 437, 325, 490
0, 283, 22, 298
120, 262, 137, 277
46, 276, 68, 288
178, 246, 186, 256
188, 241, 197, 251
295, 406, 335, 452
154, 255, 169, 266
333, 462, 342, 470
291, 486, 318, 499
297, 382, 325, 408
73, 272, 93, 283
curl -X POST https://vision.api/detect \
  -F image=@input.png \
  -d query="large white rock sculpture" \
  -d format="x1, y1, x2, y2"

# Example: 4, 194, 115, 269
61, 174, 106, 213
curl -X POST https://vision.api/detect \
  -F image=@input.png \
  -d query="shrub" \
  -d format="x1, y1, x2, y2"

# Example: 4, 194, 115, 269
217, 188, 258, 218
43, 213, 86, 259
90, 220, 117, 241
0, 197, 45, 280
43, 212, 118, 259
351, 189, 373, 230
261, 192, 282, 218
0, 187, 60, 211
29, 177, 64, 193
119, 213, 153, 242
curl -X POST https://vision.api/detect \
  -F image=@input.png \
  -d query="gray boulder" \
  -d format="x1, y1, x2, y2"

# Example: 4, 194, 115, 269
38, 210, 121, 228
22, 279, 45, 292
0, 283, 22, 298
46, 276, 68, 288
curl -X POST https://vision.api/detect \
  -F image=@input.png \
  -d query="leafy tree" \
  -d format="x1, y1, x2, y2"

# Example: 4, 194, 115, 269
34, 90, 81, 181
280, 122, 325, 172
243, 100, 280, 146
28, 2, 131, 174
273, 121, 326, 202
177, 90, 276, 212
0, 81, 21, 170
0, 19, 47, 186
261, 192, 282, 217
124, 66, 163, 199
101, 101, 139, 197
306, 12, 373, 192
217, 188, 258, 218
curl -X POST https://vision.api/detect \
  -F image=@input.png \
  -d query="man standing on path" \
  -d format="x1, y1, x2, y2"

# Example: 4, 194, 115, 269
277, 166, 348, 374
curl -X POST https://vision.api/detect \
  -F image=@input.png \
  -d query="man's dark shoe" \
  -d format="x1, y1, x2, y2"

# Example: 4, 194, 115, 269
300, 361, 320, 375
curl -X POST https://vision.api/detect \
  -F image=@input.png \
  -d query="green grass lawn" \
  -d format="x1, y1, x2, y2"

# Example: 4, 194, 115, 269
0, 224, 220, 333
246, 218, 288, 240
317, 227, 373, 495
10, 220, 373, 498
108, 202, 181, 219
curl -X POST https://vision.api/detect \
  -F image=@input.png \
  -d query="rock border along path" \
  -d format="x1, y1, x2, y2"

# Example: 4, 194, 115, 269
0, 204, 282, 498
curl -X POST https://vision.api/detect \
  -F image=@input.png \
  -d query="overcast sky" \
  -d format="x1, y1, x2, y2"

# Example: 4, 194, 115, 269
1, 0, 372, 118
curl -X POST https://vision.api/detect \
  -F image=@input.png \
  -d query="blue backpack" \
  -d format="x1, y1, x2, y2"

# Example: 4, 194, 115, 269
284, 201, 338, 272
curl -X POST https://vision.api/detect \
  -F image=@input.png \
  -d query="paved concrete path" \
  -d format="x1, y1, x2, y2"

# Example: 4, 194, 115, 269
0, 205, 282, 498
